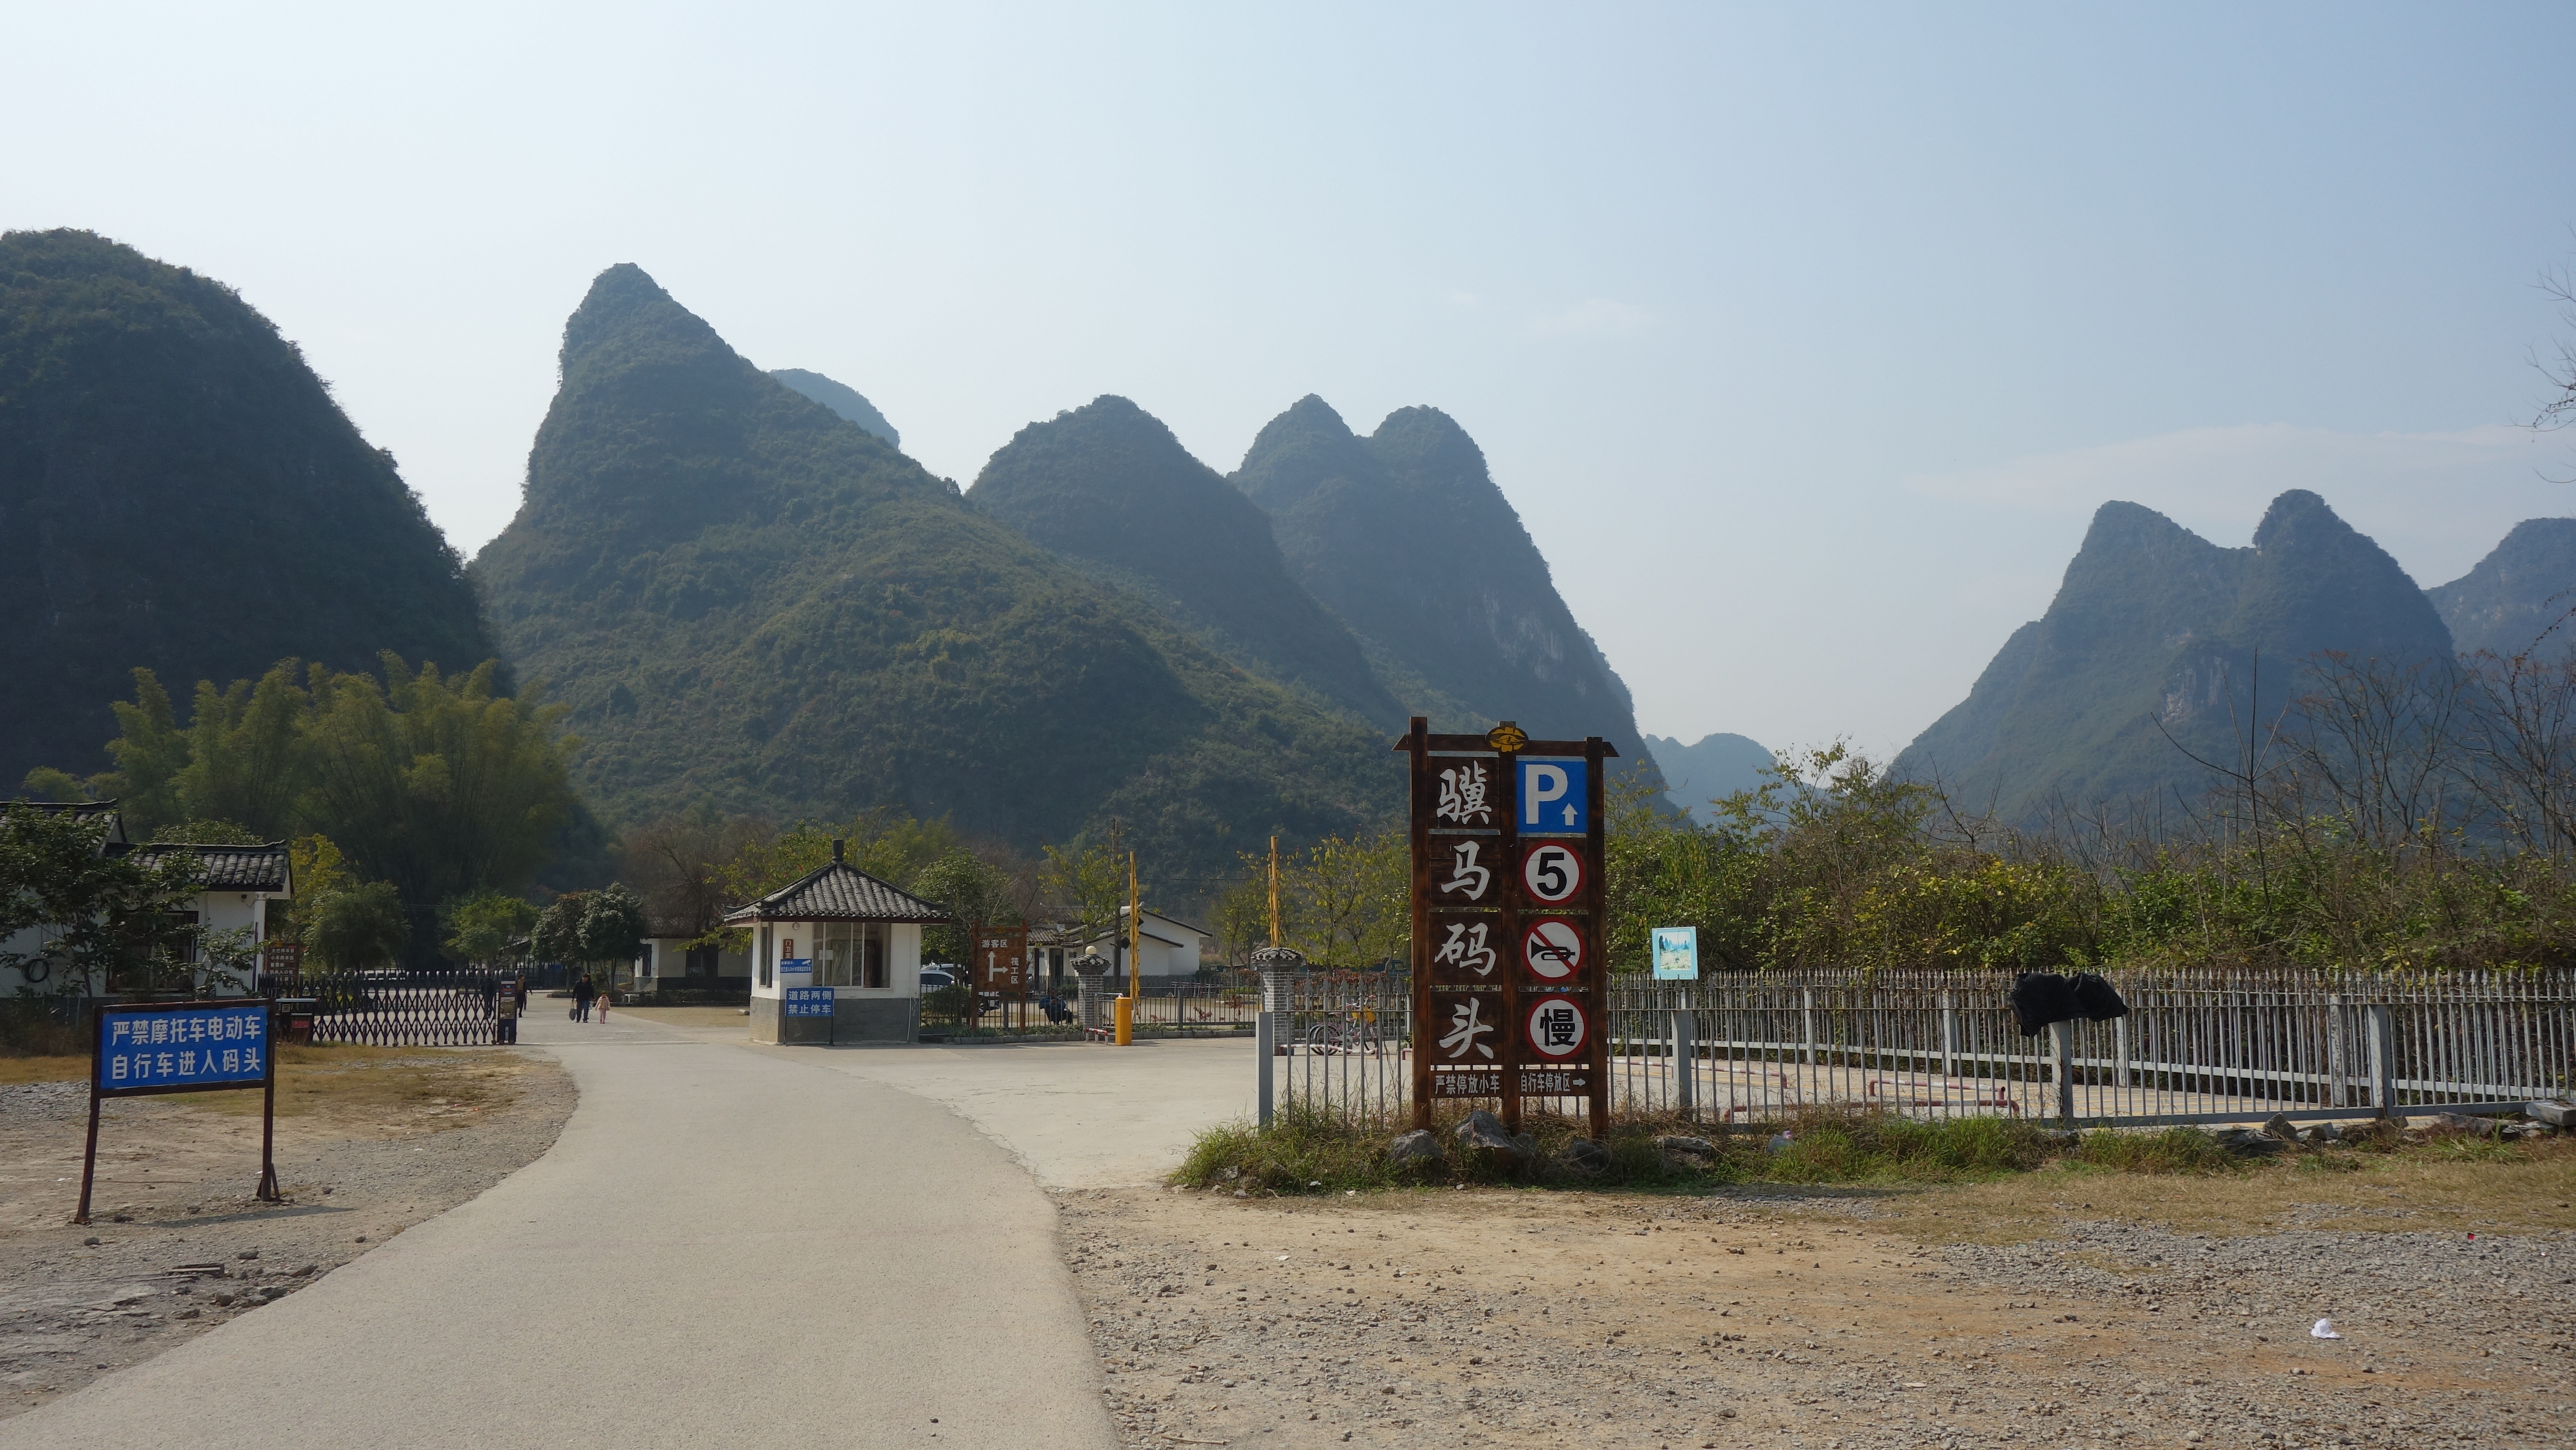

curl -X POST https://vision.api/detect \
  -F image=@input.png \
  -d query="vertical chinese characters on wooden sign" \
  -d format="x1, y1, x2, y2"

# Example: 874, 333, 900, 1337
1401, 718, 1610, 1137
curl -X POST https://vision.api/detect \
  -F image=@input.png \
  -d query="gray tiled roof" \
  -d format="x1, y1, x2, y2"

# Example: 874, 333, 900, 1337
722, 862, 953, 924
131, 841, 291, 893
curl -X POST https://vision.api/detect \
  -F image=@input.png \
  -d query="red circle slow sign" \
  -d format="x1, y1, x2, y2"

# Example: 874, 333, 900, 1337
1519, 840, 1586, 905
1524, 996, 1590, 1059
1521, 917, 1583, 982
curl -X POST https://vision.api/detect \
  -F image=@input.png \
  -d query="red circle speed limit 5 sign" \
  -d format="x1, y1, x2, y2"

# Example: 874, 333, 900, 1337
1519, 840, 1586, 905
1521, 917, 1583, 982
1523, 996, 1590, 1059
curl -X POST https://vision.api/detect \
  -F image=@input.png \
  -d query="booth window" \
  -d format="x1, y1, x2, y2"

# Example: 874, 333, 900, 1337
757, 925, 773, 988
862, 924, 888, 989
811, 923, 887, 987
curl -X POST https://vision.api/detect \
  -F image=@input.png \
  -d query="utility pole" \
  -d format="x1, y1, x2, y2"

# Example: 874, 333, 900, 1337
1267, 835, 1280, 950
1127, 852, 1142, 997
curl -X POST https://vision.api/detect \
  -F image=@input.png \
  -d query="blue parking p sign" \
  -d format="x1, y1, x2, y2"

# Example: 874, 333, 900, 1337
1519, 756, 1588, 834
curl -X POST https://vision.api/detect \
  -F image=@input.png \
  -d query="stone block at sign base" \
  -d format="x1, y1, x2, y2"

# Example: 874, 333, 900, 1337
1656, 1134, 1718, 1159
2527, 1099, 2575, 1128
1454, 1110, 1530, 1169
1561, 1138, 1610, 1175
1388, 1129, 1445, 1170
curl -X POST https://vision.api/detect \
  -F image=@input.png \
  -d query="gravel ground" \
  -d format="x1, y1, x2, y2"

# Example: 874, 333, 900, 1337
1059, 1184, 2575, 1450
0, 1054, 572, 1419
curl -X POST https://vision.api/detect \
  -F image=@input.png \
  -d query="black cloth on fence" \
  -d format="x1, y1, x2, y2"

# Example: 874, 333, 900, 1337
2010, 973, 2079, 1037
2069, 972, 2130, 1022
2012, 971, 2131, 1035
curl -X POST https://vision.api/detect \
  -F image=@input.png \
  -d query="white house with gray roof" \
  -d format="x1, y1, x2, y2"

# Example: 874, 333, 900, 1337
1, 802, 291, 996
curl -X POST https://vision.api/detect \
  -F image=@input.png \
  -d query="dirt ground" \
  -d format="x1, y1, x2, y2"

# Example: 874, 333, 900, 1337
1059, 1149, 2576, 1450
0, 1045, 572, 1419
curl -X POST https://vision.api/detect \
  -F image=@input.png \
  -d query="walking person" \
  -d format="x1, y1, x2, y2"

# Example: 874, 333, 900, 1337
573, 972, 596, 1023
596, 986, 612, 1024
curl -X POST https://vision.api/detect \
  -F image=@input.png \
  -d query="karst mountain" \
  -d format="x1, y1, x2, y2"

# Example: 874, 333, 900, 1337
0, 229, 497, 789
468, 265, 1397, 874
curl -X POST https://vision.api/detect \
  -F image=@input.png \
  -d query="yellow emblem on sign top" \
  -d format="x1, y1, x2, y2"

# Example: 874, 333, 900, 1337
1485, 721, 1528, 753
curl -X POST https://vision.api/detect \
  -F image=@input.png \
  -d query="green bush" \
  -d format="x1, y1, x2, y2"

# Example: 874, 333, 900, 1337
2066, 1127, 2241, 1175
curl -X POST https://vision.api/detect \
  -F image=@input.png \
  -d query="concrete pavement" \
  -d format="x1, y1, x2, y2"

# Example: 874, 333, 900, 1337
2, 1007, 1121, 1450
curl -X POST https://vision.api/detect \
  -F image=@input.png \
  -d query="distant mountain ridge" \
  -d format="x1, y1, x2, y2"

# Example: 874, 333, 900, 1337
1897, 490, 2453, 820
770, 368, 898, 447
0, 228, 497, 789
1231, 395, 1665, 782
1643, 733, 1773, 825
470, 265, 1397, 878
2428, 517, 2576, 658
968, 395, 1402, 726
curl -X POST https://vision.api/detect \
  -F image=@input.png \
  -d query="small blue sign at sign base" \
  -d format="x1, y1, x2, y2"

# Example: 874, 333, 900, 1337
1651, 926, 1699, 981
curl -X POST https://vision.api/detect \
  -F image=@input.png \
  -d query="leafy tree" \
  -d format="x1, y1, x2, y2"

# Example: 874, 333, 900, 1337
577, 884, 649, 966
700, 809, 962, 948
0, 801, 207, 995
443, 890, 539, 967
301, 881, 410, 971
912, 850, 1018, 963
1274, 832, 1408, 970
103, 668, 190, 831
1039, 832, 1129, 954
533, 892, 588, 967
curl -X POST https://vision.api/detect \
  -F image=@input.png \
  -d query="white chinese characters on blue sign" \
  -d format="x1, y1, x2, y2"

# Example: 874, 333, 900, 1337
98, 1005, 268, 1090
1518, 757, 1587, 834
783, 986, 835, 1018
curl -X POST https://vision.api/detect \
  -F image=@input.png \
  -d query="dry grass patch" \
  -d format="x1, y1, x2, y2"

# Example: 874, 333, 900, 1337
181, 1043, 534, 1130
0, 1055, 88, 1086
606, 1004, 750, 1031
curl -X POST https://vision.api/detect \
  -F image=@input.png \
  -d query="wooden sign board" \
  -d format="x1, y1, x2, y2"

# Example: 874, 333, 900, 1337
975, 928, 1030, 996
1400, 718, 1611, 1138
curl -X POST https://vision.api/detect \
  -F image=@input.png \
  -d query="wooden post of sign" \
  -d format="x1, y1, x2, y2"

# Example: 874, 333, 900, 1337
1403, 717, 1432, 1130
257, 1032, 282, 1200
1584, 735, 1609, 1144
73, 1006, 103, 1226
1497, 733, 1524, 1134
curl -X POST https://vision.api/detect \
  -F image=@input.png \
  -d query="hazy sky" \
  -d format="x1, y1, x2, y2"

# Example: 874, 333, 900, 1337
9, 4, 2574, 760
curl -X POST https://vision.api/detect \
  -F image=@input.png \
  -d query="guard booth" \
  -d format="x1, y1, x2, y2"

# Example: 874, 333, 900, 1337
734, 841, 953, 1045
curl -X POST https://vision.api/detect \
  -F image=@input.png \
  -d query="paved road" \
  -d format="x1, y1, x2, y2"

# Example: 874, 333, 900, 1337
1, 1009, 1121, 1450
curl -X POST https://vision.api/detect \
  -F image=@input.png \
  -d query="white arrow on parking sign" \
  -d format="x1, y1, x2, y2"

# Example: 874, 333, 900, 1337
1519, 757, 1586, 831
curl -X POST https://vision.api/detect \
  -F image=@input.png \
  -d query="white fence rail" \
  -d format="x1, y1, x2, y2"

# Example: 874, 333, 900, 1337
1262, 968, 2576, 1128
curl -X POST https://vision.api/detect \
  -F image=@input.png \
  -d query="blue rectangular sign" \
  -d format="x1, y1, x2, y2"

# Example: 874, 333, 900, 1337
1652, 926, 1699, 981
1518, 756, 1589, 835
778, 957, 813, 975
97, 1003, 269, 1093
782, 986, 836, 1018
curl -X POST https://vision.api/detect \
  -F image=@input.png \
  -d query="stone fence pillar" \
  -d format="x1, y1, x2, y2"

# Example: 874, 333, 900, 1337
1251, 946, 1306, 1013
1073, 954, 1111, 1031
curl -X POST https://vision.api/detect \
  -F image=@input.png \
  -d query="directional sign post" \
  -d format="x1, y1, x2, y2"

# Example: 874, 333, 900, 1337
1401, 717, 1613, 1138
79, 1000, 281, 1224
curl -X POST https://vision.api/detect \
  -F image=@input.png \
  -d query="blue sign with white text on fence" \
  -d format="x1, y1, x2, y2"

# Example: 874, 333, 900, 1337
1518, 757, 1588, 835
96, 1003, 269, 1093
783, 986, 835, 1018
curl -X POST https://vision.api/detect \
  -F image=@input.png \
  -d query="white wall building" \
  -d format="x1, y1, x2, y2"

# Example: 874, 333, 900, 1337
732, 840, 952, 1044
0, 804, 291, 997
1084, 906, 1209, 985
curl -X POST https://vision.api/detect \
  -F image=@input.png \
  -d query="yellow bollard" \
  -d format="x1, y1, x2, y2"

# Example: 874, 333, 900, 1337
1113, 995, 1134, 1046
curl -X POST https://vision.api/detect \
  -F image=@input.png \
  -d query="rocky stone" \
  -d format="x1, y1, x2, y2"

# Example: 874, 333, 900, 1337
1562, 1138, 1611, 1174
2204, 1127, 2283, 1156
1388, 1129, 1445, 1169
1655, 1134, 1717, 1158
2415, 1112, 2490, 1136
1453, 1111, 1527, 1168
2526, 1098, 2575, 1128
2261, 1113, 2299, 1141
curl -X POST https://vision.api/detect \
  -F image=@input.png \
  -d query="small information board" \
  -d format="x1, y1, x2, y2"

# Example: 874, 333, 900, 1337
82, 1000, 280, 1223
782, 986, 836, 1018
1652, 926, 1699, 981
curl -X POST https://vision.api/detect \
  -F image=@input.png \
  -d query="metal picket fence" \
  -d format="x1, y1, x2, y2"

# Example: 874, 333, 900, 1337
267, 971, 500, 1047
1264, 968, 2576, 1128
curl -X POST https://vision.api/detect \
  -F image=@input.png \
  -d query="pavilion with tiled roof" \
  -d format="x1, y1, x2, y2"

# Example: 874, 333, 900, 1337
724, 839, 952, 1045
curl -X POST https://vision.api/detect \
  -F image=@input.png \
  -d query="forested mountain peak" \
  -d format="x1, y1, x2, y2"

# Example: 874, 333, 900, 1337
968, 395, 1400, 724
1897, 491, 2453, 821
471, 273, 1397, 878
0, 228, 495, 789
2429, 517, 2576, 658
1230, 395, 1661, 782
